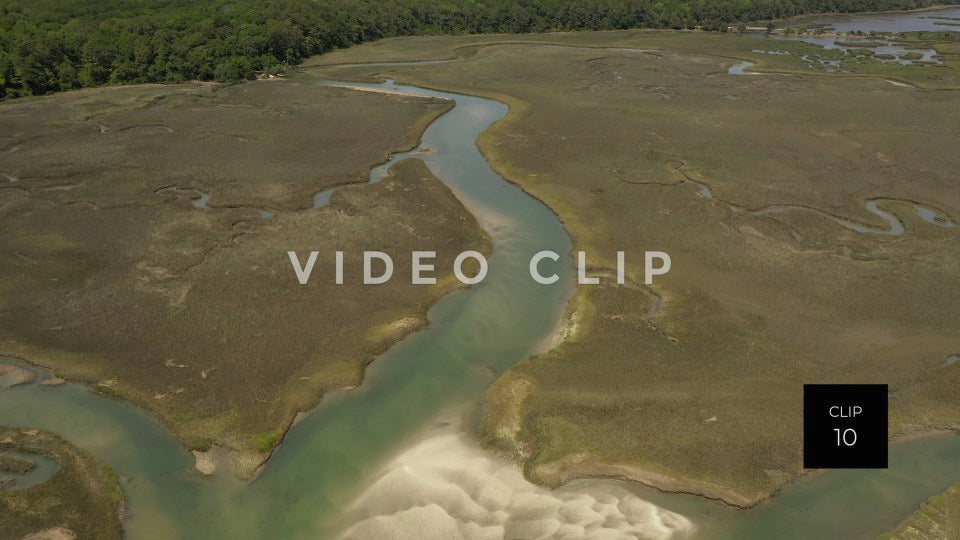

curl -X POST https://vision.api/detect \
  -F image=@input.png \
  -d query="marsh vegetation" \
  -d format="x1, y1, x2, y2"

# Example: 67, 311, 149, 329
309, 29, 960, 506
2, 7, 960, 535
0, 427, 124, 540
0, 79, 487, 473
882, 483, 960, 538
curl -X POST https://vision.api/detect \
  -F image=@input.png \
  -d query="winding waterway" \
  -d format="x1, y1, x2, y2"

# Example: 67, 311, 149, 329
1, 79, 577, 537
2, 55, 960, 540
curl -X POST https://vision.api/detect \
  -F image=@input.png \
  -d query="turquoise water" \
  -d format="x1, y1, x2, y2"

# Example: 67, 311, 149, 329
0, 79, 576, 538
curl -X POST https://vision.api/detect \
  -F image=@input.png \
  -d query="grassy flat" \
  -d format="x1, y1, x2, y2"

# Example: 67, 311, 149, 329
0, 427, 123, 540
309, 30, 960, 505
881, 483, 960, 539
0, 455, 36, 474
0, 80, 488, 474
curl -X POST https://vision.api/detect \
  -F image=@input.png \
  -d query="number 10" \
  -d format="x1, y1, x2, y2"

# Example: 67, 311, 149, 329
834, 428, 857, 446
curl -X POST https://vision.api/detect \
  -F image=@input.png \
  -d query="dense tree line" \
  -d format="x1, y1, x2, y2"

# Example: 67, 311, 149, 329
1, 0, 956, 99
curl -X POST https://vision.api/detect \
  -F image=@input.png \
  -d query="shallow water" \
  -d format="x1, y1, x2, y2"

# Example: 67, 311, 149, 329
751, 7, 960, 65
0, 78, 576, 538
0, 372, 17, 387
728, 60, 756, 74
800, 6, 960, 33
917, 205, 957, 228
0, 450, 59, 490
191, 192, 210, 209
749, 198, 959, 237
836, 199, 904, 235
312, 188, 334, 208
769, 34, 939, 65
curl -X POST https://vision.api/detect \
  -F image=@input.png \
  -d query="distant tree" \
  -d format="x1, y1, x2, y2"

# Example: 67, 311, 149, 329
215, 56, 255, 82
265, 19, 306, 63
80, 37, 115, 85
3, 0, 960, 100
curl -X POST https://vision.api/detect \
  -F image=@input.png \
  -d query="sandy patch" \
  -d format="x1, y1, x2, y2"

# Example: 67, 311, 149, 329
885, 79, 914, 88
488, 377, 534, 457
192, 450, 218, 476
340, 421, 693, 540
191, 445, 235, 476
22, 527, 77, 540
368, 317, 423, 342
539, 307, 580, 354
0, 364, 35, 386
329, 84, 453, 103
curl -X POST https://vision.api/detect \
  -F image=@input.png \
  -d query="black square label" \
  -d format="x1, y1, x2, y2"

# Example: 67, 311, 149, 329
803, 384, 888, 468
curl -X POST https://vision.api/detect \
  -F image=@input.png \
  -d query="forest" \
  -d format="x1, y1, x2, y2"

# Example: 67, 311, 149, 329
1, 0, 958, 99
